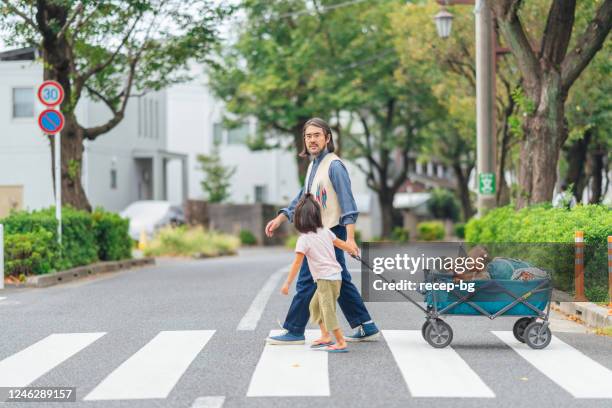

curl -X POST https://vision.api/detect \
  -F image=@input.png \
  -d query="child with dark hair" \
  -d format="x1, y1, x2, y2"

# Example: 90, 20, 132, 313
280, 194, 358, 352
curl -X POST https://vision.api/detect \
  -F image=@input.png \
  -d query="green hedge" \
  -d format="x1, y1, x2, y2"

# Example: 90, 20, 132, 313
427, 188, 460, 222
4, 229, 57, 276
239, 229, 257, 246
465, 204, 612, 301
391, 227, 410, 243
2, 207, 132, 276
417, 221, 445, 241
92, 208, 132, 261
3, 207, 97, 271
465, 204, 611, 244
454, 223, 466, 239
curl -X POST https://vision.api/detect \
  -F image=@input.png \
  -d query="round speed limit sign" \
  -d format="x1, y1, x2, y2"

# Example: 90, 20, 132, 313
37, 80, 64, 107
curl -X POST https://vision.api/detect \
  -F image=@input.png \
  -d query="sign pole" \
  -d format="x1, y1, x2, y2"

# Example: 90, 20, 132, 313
54, 132, 62, 245
37, 80, 64, 246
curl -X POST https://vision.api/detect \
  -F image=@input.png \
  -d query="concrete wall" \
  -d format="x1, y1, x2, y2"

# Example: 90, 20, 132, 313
185, 200, 290, 245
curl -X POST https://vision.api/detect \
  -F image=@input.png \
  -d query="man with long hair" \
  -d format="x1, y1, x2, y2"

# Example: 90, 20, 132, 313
265, 117, 379, 344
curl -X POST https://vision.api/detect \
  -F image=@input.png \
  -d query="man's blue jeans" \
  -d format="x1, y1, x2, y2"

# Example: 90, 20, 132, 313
282, 225, 372, 335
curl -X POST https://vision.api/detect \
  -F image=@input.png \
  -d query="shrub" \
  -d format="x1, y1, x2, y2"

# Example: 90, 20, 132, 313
144, 226, 239, 257
417, 221, 445, 241
427, 188, 460, 222
2, 207, 97, 270
4, 229, 57, 276
92, 208, 132, 261
465, 204, 612, 302
239, 229, 257, 246
285, 234, 298, 249
465, 204, 611, 244
454, 223, 466, 239
2, 207, 133, 276
391, 226, 410, 243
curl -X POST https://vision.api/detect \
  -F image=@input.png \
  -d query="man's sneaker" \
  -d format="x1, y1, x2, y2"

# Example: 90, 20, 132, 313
266, 330, 306, 345
346, 322, 380, 342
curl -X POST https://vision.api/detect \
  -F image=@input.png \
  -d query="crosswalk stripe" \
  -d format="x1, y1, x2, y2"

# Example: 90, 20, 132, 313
190, 396, 225, 408
492, 331, 612, 398
383, 330, 495, 398
247, 330, 329, 397
83, 330, 215, 400
0, 332, 106, 387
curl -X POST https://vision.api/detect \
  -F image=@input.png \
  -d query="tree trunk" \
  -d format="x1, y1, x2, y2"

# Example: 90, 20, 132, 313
589, 144, 604, 204
564, 128, 592, 201
516, 78, 567, 208
377, 189, 395, 239
40, 5, 91, 212
292, 120, 309, 185
49, 115, 91, 211
452, 163, 474, 222
496, 104, 514, 206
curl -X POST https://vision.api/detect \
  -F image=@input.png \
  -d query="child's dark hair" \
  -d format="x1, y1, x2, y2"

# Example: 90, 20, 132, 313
294, 193, 323, 234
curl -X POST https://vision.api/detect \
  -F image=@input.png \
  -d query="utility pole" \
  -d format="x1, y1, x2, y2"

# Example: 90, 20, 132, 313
435, 0, 504, 215
474, 0, 496, 214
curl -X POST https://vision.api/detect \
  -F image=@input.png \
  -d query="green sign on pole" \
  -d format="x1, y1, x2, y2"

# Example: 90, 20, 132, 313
479, 173, 496, 195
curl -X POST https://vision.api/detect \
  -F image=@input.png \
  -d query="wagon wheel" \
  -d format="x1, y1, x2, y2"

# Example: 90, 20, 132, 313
512, 317, 536, 343
421, 318, 443, 340
424, 320, 453, 348
524, 322, 552, 349
421, 320, 430, 340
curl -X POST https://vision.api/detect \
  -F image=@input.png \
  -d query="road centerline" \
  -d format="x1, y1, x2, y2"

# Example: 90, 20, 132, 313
237, 267, 287, 331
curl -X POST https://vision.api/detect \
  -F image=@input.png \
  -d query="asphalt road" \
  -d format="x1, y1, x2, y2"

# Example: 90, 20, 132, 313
0, 247, 611, 408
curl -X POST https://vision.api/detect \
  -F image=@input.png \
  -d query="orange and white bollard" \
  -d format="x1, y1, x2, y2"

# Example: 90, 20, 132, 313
608, 236, 612, 315
574, 231, 587, 302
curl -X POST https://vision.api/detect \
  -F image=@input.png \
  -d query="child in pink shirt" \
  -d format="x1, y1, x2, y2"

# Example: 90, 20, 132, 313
281, 194, 358, 352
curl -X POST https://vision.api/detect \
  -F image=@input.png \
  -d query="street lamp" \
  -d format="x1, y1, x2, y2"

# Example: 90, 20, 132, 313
434, 9, 453, 38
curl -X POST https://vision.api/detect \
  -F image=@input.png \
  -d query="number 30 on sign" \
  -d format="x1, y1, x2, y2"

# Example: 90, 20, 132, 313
37, 80, 64, 107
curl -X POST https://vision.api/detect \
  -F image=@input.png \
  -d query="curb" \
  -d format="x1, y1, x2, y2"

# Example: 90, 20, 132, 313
7, 258, 155, 289
553, 301, 612, 329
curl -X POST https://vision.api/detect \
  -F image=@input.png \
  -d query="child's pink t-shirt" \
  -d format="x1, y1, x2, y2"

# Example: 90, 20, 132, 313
295, 228, 342, 281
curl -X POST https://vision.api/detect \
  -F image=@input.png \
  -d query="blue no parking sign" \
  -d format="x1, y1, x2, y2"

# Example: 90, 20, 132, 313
38, 108, 65, 134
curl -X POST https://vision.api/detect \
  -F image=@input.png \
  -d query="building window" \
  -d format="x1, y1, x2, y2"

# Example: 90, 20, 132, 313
111, 169, 117, 190
213, 123, 223, 145
254, 185, 267, 203
227, 122, 250, 145
12, 87, 34, 118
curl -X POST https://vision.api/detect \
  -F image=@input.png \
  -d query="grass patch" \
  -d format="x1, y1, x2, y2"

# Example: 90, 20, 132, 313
144, 226, 240, 258
595, 327, 612, 337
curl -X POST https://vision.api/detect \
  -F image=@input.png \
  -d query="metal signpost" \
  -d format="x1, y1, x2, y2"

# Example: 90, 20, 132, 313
37, 81, 65, 244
